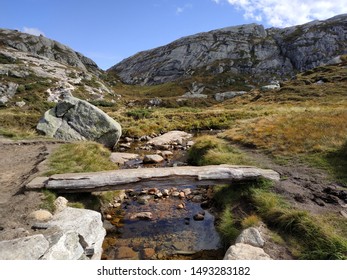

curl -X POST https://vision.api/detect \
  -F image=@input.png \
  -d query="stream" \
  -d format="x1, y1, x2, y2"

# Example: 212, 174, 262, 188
101, 185, 224, 260
101, 137, 225, 260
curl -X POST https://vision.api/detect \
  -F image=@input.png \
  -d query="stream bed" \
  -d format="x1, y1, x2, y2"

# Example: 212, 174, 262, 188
101, 185, 224, 260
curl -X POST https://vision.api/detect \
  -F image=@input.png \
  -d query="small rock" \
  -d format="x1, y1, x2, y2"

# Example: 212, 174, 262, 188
15, 101, 26, 107
119, 143, 131, 149
116, 246, 138, 259
162, 189, 170, 196
143, 154, 164, 164
191, 195, 204, 203
28, 210, 53, 222
171, 191, 180, 197
54, 196, 68, 213
193, 213, 205, 221
179, 192, 185, 199
106, 214, 112, 220
143, 248, 155, 259
124, 137, 133, 142
160, 150, 173, 159
130, 212, 153, 220
182, 188, 192, 196
177, 203, 185, 209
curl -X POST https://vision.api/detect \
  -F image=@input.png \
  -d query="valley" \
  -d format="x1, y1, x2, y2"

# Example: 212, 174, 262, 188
0, 14, 346, 260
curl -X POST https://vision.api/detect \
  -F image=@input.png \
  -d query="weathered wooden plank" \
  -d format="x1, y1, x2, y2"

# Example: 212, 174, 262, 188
38, 164, 280, 193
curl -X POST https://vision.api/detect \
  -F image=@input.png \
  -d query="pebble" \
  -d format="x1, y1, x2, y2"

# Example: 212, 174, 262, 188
193, 213, 205, 221
143, 248, 155, 259
179, 192, 185, 199
177, 203, 185, 209
172, 191, 180, 197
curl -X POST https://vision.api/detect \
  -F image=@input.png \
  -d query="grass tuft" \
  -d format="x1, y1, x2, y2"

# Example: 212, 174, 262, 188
45, 142, 117, 175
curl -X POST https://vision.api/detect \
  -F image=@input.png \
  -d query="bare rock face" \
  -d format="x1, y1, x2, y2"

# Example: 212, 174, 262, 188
0, 28, 99, 72
36, 95, 122, 149
0, 234, 50, 260
111, 14, 347, 85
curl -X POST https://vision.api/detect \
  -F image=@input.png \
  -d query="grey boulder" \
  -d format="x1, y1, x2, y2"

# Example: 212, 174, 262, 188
37, 96, 121, 149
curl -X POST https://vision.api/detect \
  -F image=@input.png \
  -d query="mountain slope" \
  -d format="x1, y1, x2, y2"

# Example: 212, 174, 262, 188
0, 28, 99, 73
110, 14, 347, 85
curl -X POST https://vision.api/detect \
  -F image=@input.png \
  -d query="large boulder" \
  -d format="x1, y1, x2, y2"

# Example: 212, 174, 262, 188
46, 207, 106, 260
0, 234, 49, 260
0, 207, 106, 260
37, 95, 121, 149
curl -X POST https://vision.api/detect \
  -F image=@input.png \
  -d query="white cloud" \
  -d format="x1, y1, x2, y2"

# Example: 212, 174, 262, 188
22, 27, 45, 36
176, 3, 193, 15
213, 0, 347, 27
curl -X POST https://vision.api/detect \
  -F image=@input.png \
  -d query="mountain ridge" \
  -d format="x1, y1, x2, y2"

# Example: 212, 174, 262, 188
110, 14, 347, 85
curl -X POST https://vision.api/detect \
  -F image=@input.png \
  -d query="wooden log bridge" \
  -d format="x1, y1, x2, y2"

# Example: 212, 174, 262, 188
27, 165, 280, 193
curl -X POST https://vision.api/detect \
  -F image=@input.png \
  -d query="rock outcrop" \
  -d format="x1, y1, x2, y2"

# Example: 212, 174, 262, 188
0, 29, 99, 73
36, 95, 122, 149
110, 14, 347, 85
0, 207, 106, 260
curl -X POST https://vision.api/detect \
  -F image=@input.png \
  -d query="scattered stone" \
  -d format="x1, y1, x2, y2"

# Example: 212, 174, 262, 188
236, 227, 265, 248
223, 243, 271, 260
130, 212, 153, 220
137, 196, 151, 205
116, 246, 138, 260
143, 154, 164, 164
54, 196, 68, 213
179, 192, 185, 199
119, 143, 131, 149
191, 195, 204, 203
160, 150, 174, 159
214, 91, 247, 102
147, 131, 192, 149
106, 214, 112, 220
182, 188, 192, 196
177, 203, 185, 210
171, 191, 180, 197
28, 209, 53, 222
143, 248, 155, 259
15, 101, 26, 107
162, 189, 170, 197
193, 213, 205, 221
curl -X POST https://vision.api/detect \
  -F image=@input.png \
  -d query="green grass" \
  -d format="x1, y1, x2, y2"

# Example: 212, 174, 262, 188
187, 135, 252, 166
252, 189, 347, 259
212, 180, 347, 259
45, 142, 117, 175
40, 190, 57, 213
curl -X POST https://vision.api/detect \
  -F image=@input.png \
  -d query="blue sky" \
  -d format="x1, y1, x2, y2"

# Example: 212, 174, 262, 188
2, 0, 346, 69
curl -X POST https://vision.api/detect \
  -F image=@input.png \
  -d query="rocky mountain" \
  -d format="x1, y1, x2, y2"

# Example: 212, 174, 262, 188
110, 14, 347, 85
0, 28, 99, 73
0, 29, 117, 107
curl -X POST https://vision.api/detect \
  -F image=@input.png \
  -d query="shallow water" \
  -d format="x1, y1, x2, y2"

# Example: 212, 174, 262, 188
102, 186, 224, 260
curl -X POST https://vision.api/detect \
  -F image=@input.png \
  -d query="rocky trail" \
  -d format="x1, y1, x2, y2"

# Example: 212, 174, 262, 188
0, 137, 61, 241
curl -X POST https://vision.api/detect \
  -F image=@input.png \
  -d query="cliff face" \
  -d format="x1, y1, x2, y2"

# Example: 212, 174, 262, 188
110, 14, 347, 85
0, 29, 100, 73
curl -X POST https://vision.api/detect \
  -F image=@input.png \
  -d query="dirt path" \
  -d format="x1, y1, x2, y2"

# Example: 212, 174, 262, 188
236, 145, 347, 215
0, 138, 61, 241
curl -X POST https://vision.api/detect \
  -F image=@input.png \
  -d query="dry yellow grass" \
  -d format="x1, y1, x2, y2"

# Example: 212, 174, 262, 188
222, 109, 347, 155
